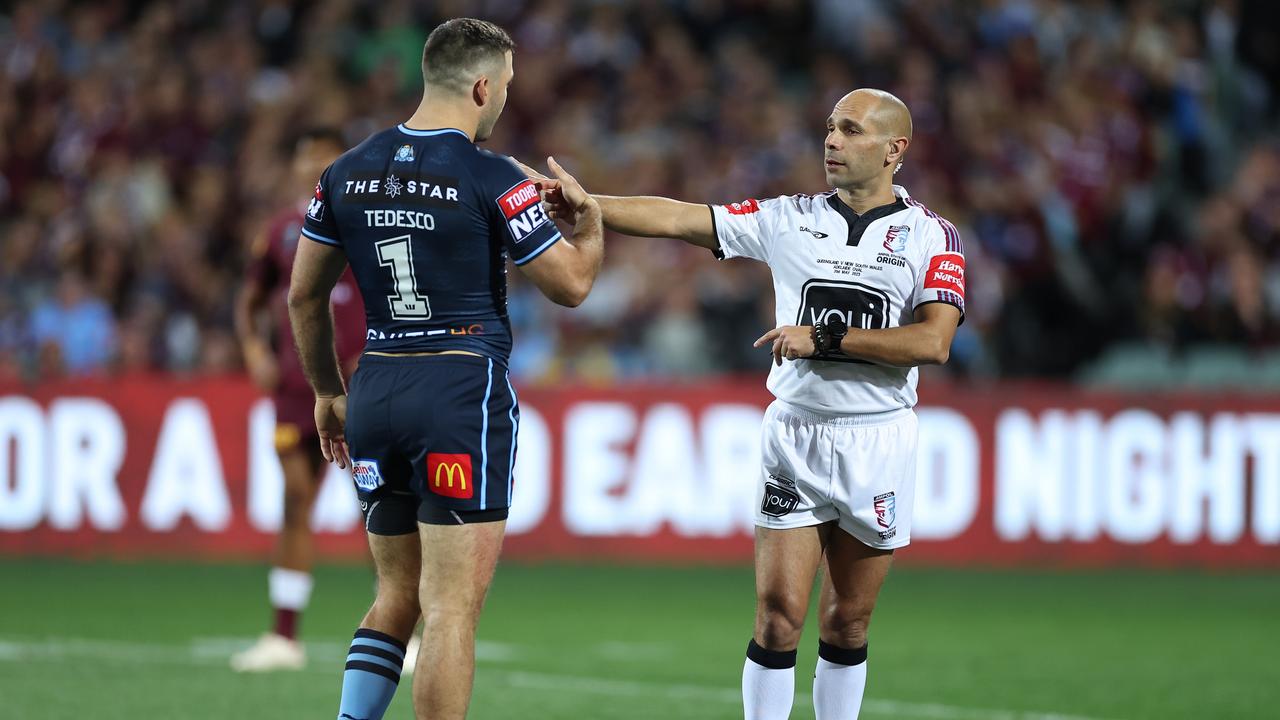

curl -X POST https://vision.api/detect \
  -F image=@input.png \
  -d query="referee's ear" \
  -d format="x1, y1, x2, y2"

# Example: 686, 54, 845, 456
885, 136, 908, 171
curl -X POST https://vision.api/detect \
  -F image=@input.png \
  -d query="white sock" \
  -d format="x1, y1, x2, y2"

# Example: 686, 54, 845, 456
813, 642, 868, 720
743, 640, 796, 719
268, 567, 314, 611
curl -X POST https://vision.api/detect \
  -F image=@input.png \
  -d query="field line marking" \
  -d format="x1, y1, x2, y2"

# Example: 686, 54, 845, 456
0, 636, 1113, 720
492, 668, 1112, 720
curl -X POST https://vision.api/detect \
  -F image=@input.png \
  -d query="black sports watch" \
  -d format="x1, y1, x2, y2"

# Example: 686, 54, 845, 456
814, 316, 848, 355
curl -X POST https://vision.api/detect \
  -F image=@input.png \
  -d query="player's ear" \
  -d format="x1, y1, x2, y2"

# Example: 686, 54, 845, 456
473, 75, 489, 108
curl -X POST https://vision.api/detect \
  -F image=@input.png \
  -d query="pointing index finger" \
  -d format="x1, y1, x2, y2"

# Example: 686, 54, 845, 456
753, 328, 781, 347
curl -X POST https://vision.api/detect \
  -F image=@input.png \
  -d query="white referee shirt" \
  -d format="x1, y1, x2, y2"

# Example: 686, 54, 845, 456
709, 185, 966, 416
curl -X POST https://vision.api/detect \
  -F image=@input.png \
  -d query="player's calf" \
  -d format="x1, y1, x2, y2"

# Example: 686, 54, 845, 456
412, 518, 505, 720
336, 530, 420, 720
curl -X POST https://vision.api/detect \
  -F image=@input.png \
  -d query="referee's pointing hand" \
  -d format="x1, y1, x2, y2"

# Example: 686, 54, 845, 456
754, 326, 817, 366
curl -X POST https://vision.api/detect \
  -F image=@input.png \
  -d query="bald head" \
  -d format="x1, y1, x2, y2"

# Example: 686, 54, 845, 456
835, 89, 913, 140
824, 88, 913, 190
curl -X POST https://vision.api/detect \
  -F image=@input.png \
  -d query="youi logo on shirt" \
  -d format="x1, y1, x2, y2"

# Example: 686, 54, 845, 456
796, 279, 890, 361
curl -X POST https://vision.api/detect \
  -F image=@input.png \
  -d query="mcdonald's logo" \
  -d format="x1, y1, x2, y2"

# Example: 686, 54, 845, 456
426, 453, 474, 499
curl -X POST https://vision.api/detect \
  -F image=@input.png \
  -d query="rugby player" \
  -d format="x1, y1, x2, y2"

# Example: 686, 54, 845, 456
530, 89, 964, 720
288, 18, 603, 720
231, 128, 363, 672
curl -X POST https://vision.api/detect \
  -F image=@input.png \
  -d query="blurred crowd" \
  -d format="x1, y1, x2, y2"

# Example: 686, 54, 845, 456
2, 0, 1278, 384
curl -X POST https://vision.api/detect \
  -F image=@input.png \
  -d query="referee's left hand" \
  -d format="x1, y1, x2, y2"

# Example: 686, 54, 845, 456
754, 326, 817, 366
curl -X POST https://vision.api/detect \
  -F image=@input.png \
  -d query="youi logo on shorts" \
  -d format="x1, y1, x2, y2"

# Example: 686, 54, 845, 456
352, 459, 385, 492
761, 478, 800, 518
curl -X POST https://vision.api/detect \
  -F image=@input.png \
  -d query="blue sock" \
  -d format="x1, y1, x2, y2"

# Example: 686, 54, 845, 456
336, 628, 407, 720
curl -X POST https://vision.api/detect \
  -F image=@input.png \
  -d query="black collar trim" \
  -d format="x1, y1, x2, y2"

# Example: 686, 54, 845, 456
825, 194, 908, 247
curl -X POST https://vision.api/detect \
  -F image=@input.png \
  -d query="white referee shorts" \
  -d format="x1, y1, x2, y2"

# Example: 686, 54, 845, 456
755, 400, 917, 550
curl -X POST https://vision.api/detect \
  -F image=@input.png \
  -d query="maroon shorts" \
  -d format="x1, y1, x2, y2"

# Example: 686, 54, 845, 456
273, 389, 318, 453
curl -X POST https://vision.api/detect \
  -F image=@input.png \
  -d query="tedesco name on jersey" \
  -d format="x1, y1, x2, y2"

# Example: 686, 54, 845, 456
365, 209, 436, 230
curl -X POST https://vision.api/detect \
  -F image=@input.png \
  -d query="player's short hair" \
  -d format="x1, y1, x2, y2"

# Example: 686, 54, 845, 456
421, 18, 515, 95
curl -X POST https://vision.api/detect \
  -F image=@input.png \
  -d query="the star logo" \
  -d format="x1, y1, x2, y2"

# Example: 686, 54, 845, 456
384, 174, 403, 198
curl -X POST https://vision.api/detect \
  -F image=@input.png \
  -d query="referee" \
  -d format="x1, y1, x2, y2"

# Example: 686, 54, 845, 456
527, 88, 964, 720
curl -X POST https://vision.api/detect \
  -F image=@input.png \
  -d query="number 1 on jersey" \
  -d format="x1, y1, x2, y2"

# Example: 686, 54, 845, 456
376, 235, 431, 320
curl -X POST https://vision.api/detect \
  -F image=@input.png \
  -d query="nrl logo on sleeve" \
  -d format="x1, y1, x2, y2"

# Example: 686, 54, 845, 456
883, 225, 909, 253
352, 459, 384, 492
497, 180, 549, 243
394, 144, 415, 162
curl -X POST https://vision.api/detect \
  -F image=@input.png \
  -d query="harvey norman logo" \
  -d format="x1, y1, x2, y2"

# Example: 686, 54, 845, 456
924, 253, 965, 294
427, 453, 474, 499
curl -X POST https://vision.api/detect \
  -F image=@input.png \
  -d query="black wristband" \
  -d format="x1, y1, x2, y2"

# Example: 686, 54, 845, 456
812, 323, 827, 354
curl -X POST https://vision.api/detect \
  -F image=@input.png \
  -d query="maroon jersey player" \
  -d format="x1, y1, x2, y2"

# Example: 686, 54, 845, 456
232, 128, 364, 672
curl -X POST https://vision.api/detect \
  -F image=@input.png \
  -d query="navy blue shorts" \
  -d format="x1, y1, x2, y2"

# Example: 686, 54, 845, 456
345, 353, 518, 533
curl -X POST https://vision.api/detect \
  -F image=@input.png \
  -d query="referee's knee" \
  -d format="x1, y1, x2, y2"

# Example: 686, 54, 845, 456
755, 595, 807, 650
819, 604, 871, 649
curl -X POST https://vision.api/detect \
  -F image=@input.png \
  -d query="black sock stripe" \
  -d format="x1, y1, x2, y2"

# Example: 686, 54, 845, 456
348, 644, 406, 666
746, 639, 797, 670
344, 659, 402, 684
353, 628, 408, 653
818, 640, 868, 666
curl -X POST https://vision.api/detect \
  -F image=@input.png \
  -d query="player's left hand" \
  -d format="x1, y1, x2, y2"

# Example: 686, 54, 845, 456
314, 394, 350, 469
754, 326, 817, 366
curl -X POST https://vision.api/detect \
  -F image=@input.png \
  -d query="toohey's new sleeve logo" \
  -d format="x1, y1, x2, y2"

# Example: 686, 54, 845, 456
497, 180, 549, 243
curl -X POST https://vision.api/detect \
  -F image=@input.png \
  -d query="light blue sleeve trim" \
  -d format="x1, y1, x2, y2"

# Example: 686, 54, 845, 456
301, 227, 341, 247
512, 231, 563, 266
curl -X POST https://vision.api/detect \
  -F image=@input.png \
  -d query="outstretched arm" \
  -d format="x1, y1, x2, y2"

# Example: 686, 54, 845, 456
519, 161, 715, 250
592, 196, 716, 250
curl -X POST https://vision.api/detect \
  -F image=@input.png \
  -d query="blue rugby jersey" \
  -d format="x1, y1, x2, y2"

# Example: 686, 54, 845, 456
301, 125, 561, 363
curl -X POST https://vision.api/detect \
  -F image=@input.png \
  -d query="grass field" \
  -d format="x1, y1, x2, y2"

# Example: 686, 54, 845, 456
1, 559, 1277, 719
